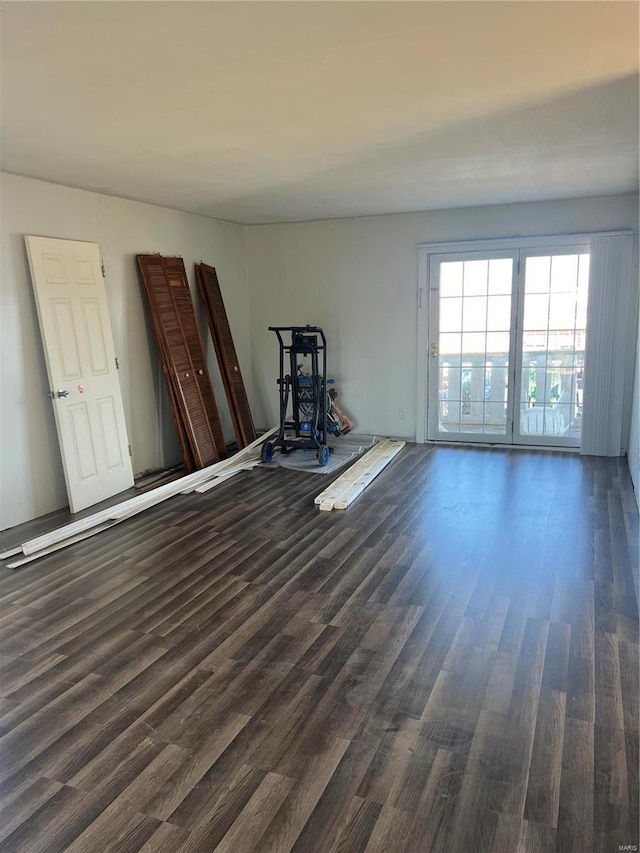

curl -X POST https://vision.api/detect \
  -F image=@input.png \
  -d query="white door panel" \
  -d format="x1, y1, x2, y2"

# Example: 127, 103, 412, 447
25, 236, 134, 513
427, 251, 518, 443
514, 248, 590, 447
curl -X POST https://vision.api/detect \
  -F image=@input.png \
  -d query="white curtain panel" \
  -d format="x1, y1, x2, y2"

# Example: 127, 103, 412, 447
581, 233, 634, 456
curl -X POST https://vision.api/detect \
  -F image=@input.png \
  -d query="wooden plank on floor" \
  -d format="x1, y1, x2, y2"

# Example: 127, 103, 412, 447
315, 439, 406, 511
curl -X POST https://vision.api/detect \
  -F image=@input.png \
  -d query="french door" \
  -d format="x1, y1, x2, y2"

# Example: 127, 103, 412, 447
427, 245, 590, 447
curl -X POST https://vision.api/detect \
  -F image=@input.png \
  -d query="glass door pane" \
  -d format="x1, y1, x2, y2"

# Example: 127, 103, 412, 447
429, 253, 516, 442
516, 251, 589, 447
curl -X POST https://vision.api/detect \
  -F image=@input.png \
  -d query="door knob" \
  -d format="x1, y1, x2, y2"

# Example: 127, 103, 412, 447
49, 389, 70, 399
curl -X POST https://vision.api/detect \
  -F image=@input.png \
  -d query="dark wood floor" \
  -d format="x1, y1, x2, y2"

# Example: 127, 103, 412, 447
0, 445, 638, 852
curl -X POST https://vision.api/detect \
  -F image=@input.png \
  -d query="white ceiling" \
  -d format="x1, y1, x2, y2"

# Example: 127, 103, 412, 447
1, 1, 638, 224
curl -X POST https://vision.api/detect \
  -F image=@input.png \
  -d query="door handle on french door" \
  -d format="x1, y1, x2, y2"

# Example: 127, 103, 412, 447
430, 343, 439, 358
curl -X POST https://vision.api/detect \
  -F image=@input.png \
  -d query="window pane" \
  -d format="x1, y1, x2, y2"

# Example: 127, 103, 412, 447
576, 254, 590, 328
520, 403, 566, 436
440, 400, 460, 432
577, 254, 590, 295
440, 332, 461, 355
487, 331, 510, 354
523, 293, 549, 331
486, 295, 511, 331
550, 254, 578, 293
462, 332, 486, 354
488, 258, 513, 295
522, 330, 548, 352
521, 356, 546, 407
525, 256, 550, 293
484, 362, 507, 431
441, 366, 461, 400
440, 297, 463, 333
462, 297, 487, 332
548, 292, 577, 330
463, 367, 486, 402
463, 260, 488, 296
440, 262, 463, 297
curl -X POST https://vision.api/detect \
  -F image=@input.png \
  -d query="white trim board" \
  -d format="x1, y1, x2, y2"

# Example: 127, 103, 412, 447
0, 545, 23, 560
193, 462, 261, 493
315, 439, 406, 511
6, 521, 119, 569
6, 427, 277, 563
4, 467, 255, 565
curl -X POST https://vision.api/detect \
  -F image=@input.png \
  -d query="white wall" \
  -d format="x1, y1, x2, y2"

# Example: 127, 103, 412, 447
247, 194, 639, 446
1, 173, 250, 530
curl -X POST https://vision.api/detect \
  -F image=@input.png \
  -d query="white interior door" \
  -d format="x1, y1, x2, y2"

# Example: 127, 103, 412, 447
25, 236, 134, 513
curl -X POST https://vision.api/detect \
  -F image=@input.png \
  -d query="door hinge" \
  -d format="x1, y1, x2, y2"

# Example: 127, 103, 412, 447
100, 259, 106, 278
128, 445, 132, 457
115, 357, 120, 370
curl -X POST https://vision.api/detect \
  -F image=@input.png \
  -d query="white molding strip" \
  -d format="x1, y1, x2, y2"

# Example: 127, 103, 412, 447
315, 439, 406, 511
6, 521, 119, 569
9, 427, 278, 561
0, 545, 23, 560
193, 462, 261, 494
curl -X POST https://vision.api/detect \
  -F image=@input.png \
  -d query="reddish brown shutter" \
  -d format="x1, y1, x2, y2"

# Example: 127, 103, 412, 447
136, 255, 227, 468
163, 361, 197, 474
195, 262, 256, 448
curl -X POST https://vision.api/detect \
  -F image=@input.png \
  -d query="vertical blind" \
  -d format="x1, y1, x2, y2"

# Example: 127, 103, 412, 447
581, 233, 634, 456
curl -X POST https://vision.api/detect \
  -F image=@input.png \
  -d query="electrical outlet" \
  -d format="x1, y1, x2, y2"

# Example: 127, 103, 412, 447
399, 408, 407, 420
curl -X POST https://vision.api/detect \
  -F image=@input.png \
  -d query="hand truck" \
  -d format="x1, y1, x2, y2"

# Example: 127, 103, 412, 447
261, 326, 331, 466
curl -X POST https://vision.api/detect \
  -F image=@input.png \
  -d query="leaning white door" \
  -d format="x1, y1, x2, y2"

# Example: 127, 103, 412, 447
25, 236, 134, 513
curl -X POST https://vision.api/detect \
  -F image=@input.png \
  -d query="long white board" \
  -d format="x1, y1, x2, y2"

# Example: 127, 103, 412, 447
6, 427, 277, 562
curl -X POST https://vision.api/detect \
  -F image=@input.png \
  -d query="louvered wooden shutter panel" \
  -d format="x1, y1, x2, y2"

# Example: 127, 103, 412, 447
163, 362, 196, 474
195, 262, 256, 448
136, 255, 227, 468
135, 255, 195, 472
161, 258, 227, 461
